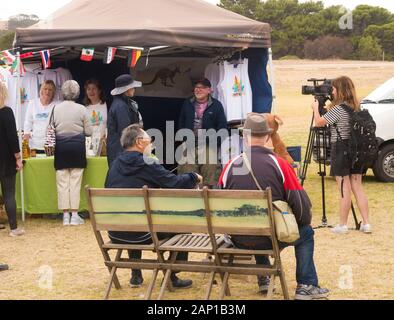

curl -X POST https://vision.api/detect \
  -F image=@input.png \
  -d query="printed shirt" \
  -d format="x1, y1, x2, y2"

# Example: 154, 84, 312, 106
322, 105, 351, 143
86, 102, 108, 137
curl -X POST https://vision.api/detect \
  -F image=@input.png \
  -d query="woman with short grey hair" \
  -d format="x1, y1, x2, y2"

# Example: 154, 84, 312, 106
53, 80, 93, 226
61, 80, 80, 101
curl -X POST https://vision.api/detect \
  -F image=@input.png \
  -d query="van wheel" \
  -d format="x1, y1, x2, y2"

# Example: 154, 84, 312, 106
373, 144, 394, 182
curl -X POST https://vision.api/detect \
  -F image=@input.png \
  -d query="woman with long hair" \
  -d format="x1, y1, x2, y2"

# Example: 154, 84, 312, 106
312, 76, 371, 234
0, 82, 24, 236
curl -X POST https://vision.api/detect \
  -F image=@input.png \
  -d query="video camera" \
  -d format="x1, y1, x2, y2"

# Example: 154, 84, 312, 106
302, 78, 333, 116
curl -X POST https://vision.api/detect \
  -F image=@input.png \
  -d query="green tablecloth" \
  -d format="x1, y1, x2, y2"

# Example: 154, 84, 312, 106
16, 157, 108, 214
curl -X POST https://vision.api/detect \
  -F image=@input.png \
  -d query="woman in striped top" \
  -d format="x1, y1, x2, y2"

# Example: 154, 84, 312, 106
311, 76, 371, 234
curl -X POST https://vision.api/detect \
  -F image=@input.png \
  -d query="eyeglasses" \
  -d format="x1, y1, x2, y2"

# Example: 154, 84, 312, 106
194, 86, 209, 90
137, 136, 152, 143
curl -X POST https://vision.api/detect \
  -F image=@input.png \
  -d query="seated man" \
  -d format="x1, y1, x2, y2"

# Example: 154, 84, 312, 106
219, 113, 329, 300
105, 124, 202, 289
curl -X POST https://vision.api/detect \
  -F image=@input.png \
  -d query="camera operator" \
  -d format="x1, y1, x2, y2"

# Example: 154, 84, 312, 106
311, 76, 371, 234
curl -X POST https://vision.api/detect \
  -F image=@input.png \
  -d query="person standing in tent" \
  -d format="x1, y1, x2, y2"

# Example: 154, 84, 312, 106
178, 78, 228, 188
107, 75, 143, 166
53, 81, 93, 226
0, 82, 25, 237
23, 80, 57, 153
83, 79, 107, 155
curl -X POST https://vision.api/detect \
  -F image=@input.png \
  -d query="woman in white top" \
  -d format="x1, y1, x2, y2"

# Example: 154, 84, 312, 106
84, 79, 107, 155
84, 79, 107, 135
23, 80, 57, 151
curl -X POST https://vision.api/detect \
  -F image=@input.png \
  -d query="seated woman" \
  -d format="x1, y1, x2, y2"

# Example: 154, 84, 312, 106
83, 79, 107, 155
24, 80, 57, 152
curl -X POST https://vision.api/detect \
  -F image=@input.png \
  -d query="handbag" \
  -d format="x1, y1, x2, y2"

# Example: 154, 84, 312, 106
44, 106, 56, 156
243, 153, 300, 243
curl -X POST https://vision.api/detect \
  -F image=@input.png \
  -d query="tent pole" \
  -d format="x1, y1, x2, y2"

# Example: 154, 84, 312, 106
15, 52, 25, 222
268, 48, 276, 114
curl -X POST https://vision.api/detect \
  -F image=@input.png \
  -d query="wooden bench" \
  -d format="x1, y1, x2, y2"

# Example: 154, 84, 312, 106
86, 186, 289, 300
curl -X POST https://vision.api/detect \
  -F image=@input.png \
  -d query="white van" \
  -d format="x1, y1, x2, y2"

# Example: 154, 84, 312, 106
361, 77, 394, 182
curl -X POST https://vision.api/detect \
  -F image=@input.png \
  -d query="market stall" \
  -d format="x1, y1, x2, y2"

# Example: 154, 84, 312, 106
9, 0, 274, 216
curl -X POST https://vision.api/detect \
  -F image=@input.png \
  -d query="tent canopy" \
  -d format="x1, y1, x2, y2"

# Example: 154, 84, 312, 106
15, 0, 271, 49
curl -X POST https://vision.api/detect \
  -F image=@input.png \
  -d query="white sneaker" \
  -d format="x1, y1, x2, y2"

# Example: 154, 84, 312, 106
63, 213, 70, 226
331, 224, 348, 234
9, 228, 25, 237
360, 224, 372, 234
70, 214, 84, 226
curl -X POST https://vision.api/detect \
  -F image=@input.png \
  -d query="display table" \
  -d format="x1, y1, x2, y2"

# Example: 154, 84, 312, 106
16, 157, 108, 214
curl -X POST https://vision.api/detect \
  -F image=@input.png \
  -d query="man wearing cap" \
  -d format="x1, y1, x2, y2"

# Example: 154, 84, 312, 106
219, 113, 329, 300
178, 78, 228, 188
107, 74, 143, 166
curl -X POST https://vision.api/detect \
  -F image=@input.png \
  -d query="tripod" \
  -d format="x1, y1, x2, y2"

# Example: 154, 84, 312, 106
300, 114, 332, 228
300, 100, 361, 230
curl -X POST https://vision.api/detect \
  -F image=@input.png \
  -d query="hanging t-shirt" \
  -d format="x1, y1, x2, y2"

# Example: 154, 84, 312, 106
55, 67, 73, 100
204, 63, 221, 99
219, 59, 252, 123
24, 98, 56, 149
216, 63, 226, 109
6, 71, 39, 129
0, 67, 9, 87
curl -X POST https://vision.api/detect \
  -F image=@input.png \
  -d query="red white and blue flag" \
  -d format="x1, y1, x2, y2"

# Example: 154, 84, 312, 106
40, 50, 51, 69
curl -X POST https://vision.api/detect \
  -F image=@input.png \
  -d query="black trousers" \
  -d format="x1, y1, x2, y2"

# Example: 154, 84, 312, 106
109, 232, 188, 275
0, 174, 17, 230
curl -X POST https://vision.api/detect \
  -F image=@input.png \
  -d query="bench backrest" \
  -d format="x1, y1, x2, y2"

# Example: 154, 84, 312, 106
86, 186, 275, 240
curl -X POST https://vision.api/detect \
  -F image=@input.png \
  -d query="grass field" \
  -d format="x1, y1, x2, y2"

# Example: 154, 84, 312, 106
1, 60, 394, 300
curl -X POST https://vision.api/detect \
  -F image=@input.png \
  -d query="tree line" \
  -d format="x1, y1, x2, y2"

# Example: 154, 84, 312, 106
0, 14, 39, 51
219, 0, 394, 60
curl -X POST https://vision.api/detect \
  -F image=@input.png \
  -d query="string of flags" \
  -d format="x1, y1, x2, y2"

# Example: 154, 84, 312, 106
0, 46, 144, 71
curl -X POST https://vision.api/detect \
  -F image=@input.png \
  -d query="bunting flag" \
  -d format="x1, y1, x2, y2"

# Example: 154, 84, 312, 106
128, 49, 142, 68
0, 50, 16, 65
40, 50, 51, 69
20, 52, 34, 60
11, 56, 26, 76
103, 47, 117, 64
81, 48, 95, 61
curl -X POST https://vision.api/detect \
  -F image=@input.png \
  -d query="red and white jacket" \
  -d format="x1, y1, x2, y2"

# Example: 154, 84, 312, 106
219, 146, 312, 226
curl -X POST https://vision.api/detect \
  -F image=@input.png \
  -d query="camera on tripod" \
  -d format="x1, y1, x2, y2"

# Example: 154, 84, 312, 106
302, 78, 333, 116
301, 79, 333, 165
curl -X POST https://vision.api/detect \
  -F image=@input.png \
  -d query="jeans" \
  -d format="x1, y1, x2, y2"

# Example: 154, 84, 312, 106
0, 175, 17, 230
231, 225, 318, 286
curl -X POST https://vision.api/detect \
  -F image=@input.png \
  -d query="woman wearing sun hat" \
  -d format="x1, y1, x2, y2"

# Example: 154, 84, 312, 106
107, 74, 143, 166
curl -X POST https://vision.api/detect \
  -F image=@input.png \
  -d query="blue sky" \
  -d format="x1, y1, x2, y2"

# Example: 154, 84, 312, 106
2, 0, 393, 20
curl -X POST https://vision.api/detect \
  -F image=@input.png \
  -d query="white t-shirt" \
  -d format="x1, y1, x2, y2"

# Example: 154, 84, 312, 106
204, 63, 221, 99
217, 64, 226, 108
219, 59, 252, 123
86, 102, 108, 137
7, 71, 39, 129
0, 67, 9, 87
24, 98, 57, 149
